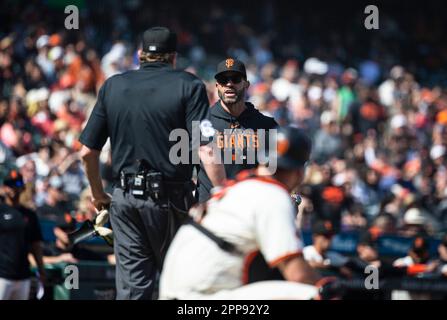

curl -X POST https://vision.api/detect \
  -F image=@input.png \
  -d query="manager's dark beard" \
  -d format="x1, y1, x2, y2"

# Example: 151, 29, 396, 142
218, 87, 246, 106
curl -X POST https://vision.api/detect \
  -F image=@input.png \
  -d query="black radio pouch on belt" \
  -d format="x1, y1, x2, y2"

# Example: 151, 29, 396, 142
123, 159, 148, 198
146, 171, 164, 201
123, 159, 165, 202
131, 172, 146, 198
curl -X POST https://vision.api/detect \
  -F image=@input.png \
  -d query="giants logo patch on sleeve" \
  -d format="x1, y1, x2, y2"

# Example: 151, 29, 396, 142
200, 120, 215, 138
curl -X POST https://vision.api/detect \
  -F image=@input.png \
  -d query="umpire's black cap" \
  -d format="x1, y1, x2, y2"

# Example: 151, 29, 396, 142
142, 27, 177, 53
270, 126, 312, 170
214, 58, 247, 79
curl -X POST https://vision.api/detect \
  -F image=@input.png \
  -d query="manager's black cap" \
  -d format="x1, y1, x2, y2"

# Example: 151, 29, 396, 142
215, 58, 247, 79
142, 27, 177, 53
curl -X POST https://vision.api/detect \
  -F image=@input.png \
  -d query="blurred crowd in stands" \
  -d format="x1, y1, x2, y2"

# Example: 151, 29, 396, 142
0, 0, 446, 270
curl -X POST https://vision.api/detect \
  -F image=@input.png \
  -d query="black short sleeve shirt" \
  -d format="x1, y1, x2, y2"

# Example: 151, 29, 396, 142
79, 62, 209, 181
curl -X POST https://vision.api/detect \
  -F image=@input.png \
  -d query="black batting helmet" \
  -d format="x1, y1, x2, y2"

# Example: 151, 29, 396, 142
269, 126, 312, 170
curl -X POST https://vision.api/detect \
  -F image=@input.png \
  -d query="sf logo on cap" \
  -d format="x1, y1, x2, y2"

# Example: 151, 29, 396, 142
225, 58, 235, 69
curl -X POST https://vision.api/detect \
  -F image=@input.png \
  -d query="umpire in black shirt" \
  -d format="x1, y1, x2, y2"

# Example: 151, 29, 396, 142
79, 27, 224, 300
197, 58, 278, 202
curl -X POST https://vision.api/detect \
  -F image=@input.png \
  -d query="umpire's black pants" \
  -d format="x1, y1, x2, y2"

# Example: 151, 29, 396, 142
109, 188, 170, 300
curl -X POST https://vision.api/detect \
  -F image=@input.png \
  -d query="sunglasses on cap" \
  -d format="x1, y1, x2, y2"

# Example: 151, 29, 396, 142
216, 74, 244, 85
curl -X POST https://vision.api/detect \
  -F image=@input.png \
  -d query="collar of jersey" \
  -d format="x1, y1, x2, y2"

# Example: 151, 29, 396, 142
210, 100, 255, 122
236, 169, 289, 192
211, 169, 289, 201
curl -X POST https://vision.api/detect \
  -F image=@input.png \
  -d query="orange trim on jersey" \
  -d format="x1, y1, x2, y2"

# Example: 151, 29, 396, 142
250, 176, 289, 192
268, 251, 303, 268
242, 250, 260, 284
210, 169, 289, 202
237, 169, 289, 191
210, 179, 236, 201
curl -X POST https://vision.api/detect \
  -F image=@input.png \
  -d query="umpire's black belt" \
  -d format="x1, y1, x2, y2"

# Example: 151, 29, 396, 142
117, 173, 192, 197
